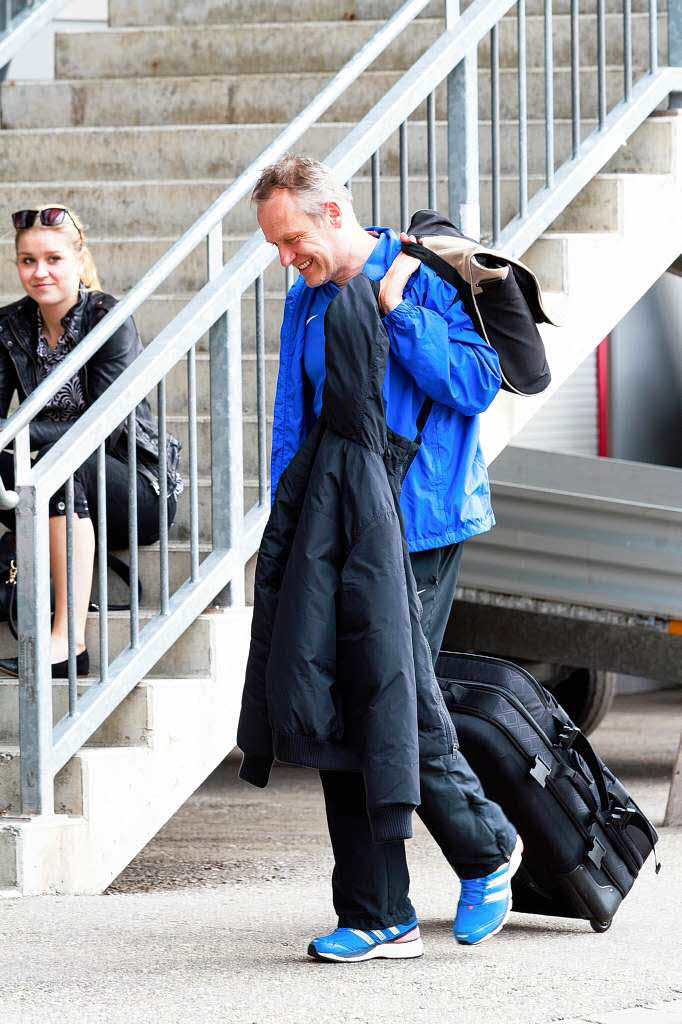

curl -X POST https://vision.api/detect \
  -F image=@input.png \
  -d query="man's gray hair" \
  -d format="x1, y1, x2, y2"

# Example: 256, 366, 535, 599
251, 155, 352, 219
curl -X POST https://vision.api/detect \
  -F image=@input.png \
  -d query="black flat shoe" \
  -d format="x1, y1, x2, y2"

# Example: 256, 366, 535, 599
51, 649, 89, 679
0, 650, 89, 679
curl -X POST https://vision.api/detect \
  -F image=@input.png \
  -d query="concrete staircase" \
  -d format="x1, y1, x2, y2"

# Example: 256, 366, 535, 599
0, 0, 679, 894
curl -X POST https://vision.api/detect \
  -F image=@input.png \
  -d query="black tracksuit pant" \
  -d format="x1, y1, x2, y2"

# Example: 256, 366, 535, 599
320, 541, 517, 930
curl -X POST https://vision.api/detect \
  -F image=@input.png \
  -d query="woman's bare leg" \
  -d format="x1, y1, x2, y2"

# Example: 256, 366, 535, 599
49, 513, 95, 662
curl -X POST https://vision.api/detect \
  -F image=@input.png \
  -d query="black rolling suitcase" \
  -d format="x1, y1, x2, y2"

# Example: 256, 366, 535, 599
436, 651, 660, 932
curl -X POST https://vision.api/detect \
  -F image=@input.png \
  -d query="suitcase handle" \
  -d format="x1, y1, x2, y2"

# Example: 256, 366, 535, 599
554, 718, 610, 813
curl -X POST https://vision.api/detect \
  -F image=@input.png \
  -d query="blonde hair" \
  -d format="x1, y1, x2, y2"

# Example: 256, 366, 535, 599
14, 204, 102, 292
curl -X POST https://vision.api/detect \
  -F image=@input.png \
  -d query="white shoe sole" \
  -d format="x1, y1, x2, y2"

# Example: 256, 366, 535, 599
455, 835, 525, 946
308, 937, 424, 963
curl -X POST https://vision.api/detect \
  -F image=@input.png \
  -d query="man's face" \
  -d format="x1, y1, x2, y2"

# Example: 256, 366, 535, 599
257, 188, 344, 288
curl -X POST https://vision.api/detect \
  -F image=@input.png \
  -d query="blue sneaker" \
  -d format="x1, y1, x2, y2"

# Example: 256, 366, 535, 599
454, 835, 524, 945
308, 919, 423, 962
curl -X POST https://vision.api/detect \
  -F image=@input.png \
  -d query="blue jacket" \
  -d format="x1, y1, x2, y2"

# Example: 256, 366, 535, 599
270, 228, 502, 552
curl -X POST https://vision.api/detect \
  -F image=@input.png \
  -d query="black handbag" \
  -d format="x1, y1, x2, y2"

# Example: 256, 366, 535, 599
0, 531, 142, 638
0, 531, 18, 638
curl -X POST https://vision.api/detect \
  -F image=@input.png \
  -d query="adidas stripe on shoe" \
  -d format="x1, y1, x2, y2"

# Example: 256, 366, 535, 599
454, 834, 524, 946
307, 919, 424, 963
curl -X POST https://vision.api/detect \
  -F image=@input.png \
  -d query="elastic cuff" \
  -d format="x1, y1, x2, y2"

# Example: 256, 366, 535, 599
382, 300, 413, 325
238, 753, 273, 789
369, 803, 414, 844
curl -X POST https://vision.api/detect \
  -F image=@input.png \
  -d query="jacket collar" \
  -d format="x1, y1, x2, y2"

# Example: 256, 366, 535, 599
1, 285, 89, 349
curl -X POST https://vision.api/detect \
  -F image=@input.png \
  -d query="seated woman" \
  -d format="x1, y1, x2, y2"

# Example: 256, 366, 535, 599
0, 204, 182, 678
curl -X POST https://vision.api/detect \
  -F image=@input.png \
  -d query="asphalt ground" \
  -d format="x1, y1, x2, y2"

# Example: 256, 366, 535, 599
1, 689, 681, 1024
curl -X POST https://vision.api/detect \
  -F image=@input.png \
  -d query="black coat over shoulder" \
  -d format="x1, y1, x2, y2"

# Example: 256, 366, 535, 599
237, 274, 457, 844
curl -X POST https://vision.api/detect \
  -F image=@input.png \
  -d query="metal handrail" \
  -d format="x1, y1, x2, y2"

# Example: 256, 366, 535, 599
0, 0, 68, 74
0, 0, 433, 502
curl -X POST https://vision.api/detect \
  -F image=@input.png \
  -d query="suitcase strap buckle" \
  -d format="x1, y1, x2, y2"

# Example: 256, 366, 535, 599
529, 754, 552, 787
587, 836, 607, 870
607, 803, 632, 828
558, 723, 581, 749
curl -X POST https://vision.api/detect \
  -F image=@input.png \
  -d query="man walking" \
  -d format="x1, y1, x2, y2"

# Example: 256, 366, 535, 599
240, 154, 521, 961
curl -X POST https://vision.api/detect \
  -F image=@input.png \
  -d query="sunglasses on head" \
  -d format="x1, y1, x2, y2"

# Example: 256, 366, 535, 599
12, 207, 82, 238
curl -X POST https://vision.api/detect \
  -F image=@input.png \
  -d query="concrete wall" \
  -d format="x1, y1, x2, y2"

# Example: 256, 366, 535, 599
6, 0, 108, 81
609, 267, 682, 468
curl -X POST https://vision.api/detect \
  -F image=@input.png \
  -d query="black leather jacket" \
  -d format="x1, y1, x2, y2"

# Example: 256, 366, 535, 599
0, 289, 181, 496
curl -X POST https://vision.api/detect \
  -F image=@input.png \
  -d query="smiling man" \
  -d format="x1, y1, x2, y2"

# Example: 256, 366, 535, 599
245, 155, 521, 962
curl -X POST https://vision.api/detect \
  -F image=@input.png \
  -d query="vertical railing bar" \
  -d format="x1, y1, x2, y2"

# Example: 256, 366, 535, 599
225, 303, 245, 605
96, 442, 108, 683
448, 52, 481, 240
255, 275, 267, 507
597, 0, 607, 128
16, 428, 53, 814
571, 0, 581, 158
157, 378, 169, 615
65, 474, 77, 715
669, 0, 682, 111
427, 92, 437, 211
517, 0, 528, 219
371, 149, 381, 224
649, 0, 658, 73
399, 120, 409, 232
491, 24, 501, 246
127, 411, 139, 648
187, 346, 200, 583
624, 0, 633, 101
544, 0, 554, 187
285, 265, 294, 293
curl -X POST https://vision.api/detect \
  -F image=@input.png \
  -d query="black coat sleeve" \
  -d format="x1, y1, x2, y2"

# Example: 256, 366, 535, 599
237, 422, 325, 788
0, 346, 18, 421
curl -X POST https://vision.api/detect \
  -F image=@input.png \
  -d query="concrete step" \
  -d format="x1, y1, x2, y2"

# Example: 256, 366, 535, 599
123, 542, 259, 609
0, 118, 609, 186
2, 65, 655, 129
0, 210, 616, 299
165, 413, 273, 476
0, 288, 286, 353
154, 352, 278, 417
0, 745, 84, 815
133, 292, 285, 352
108, 0, 657, 26
0, 171, 624, 247
0, 610, 215, 675
0, 607, 250, 894
0, 676, 158, 747
55, 15, 664, 80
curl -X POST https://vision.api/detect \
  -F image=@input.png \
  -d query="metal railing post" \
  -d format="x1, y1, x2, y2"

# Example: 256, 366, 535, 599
15, 427, 54, 815
670, 0, 682, 108
445, 1, 480, 239
208, 225, 245, 606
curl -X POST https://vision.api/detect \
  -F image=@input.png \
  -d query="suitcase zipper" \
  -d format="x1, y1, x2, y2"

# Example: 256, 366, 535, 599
439, 651, 551, 709
448, 682, 629, 894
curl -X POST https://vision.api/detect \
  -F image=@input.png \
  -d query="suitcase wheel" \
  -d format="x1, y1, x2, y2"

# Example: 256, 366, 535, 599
590, 918, 612, 933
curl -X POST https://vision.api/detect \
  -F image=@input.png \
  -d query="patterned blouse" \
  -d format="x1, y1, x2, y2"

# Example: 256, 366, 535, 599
36, 311, 86, 421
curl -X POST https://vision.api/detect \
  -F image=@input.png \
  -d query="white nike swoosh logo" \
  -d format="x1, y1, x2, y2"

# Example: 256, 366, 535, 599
417, 588, 427, 595
306, 315, 318, 325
